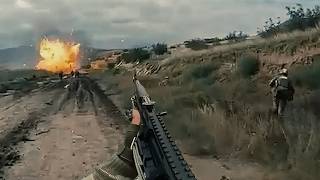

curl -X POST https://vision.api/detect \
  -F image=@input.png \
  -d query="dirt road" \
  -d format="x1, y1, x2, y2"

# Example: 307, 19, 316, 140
0, 78, 127, 180
0, 77, 268, 180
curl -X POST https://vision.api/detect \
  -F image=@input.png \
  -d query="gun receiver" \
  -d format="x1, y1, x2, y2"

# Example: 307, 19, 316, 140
131, 75, 196, 180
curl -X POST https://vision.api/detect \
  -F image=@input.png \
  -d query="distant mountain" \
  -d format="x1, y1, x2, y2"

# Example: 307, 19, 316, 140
0, 46, 37, 69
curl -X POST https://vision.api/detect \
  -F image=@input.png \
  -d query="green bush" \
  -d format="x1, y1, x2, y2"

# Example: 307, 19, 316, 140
152, 43, 168, 55
121, 48, 151, 63
185, 39, 209, 51
238, 56, 260, 77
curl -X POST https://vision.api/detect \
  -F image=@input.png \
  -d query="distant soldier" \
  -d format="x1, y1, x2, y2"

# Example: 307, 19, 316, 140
58, 71, 63, 80
269, 68, 295, 116
75, 70, 80, 78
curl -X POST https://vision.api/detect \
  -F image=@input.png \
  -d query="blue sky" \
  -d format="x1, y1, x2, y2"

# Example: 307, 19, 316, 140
0, 0, 319, 49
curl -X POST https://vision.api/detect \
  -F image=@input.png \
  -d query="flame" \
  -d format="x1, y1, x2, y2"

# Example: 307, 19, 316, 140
36, 38, 80, 73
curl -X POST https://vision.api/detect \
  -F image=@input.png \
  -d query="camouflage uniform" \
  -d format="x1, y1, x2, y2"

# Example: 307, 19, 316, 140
269, 69, 294, 116
83, 124, 139, 180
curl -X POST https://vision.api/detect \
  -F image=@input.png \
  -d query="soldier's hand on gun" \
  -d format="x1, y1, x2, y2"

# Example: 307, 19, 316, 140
131, 109, 141, 126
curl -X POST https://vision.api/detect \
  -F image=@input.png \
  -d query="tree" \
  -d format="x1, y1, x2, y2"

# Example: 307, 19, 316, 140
259, 4, 320, 38
152, 43, 168, 55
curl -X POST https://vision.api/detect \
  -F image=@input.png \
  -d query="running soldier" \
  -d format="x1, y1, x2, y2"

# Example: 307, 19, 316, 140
269, 68, 295, 116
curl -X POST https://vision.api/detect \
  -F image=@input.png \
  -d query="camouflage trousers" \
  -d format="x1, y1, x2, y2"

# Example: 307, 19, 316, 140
82, 124, 139, 180
273, 96, 287, 116
82, 155, 137, 180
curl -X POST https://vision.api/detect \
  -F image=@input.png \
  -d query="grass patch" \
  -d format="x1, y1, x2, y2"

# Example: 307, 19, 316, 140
292, 61, 320, 89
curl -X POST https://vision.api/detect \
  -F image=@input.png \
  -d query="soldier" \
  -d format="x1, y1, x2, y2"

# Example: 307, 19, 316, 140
75, 70, 80, 78
83, 108, 140, 180
58, 71, 63, 80
269, 68, 295, 116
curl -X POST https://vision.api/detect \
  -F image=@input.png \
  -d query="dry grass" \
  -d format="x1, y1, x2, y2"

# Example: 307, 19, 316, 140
100, 65, 320, 179
162, 27, 320, 66
96, 28, 320, 179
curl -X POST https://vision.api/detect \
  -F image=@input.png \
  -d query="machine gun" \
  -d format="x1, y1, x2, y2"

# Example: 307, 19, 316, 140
130, 74, 196, 180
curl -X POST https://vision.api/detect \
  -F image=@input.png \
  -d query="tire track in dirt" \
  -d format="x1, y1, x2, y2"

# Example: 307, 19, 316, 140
2, 77, 127, 180
0, 86, 65, 179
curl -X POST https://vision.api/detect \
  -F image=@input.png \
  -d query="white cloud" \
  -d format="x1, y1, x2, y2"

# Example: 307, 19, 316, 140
20, 23, 33, 30
0, 0, 319, 49
15, 0, 32, 9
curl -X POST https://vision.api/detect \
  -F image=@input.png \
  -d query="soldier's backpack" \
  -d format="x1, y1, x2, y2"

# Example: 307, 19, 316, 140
275, 76, 290, 98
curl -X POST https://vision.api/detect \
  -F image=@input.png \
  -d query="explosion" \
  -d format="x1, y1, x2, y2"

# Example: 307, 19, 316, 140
36, 38, 80, 73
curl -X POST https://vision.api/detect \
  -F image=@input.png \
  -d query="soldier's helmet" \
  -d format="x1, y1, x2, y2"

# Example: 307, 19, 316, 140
279, 68, 288, 76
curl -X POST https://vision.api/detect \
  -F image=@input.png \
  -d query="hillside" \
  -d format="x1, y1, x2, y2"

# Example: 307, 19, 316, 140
0, 46, 36, 69
92, 28, 320, 180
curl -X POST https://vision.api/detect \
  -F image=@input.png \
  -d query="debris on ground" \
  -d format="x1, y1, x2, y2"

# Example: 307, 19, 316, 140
220, 176, 231, 180
221, 164, 231, 170
35, 129, 50, 136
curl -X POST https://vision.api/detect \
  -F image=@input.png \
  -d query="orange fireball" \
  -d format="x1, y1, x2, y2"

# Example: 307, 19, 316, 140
36, 38, 80, 73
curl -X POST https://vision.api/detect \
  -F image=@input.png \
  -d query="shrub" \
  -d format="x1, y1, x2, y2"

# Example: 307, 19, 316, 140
152, 43, 168, 55
185, 39, 209, 50
121, 48, 151, 63
238, 56, 260, 77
